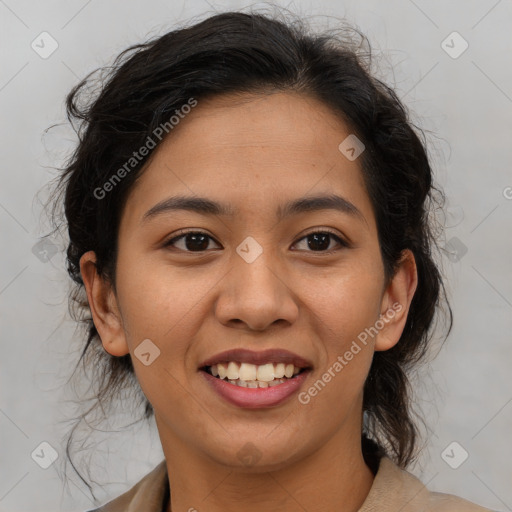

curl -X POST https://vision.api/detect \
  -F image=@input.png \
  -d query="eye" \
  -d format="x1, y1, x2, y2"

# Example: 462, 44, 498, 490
163, 230, 221, 252
292, 230, 349, 254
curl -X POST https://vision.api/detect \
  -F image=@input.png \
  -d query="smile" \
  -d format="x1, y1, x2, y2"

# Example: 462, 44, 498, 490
204, 361, 304, 388
201, 365, 312, 409
198, 348, 312, 408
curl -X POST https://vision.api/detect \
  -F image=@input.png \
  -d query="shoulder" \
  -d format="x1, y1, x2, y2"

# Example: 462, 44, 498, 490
359, 456, 495, 511
83, 459, 169, 512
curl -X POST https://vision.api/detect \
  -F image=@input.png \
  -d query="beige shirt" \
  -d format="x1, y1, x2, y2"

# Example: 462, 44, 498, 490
87, 457, 494, 512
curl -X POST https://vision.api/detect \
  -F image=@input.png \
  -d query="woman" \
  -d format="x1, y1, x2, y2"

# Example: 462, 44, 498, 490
47, 9, 494, 512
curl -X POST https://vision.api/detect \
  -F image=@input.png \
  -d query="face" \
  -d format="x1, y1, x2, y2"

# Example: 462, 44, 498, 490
81, 91, 416, 472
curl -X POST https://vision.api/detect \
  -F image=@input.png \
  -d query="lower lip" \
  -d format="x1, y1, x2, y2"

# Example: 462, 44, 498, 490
201, 370, 310, 408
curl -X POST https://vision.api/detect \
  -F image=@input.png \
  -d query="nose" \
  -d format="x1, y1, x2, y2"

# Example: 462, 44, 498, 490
214, 246, 299, 332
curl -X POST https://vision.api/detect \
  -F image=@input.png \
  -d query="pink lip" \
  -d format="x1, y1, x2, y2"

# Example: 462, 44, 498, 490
201, 369, 310, 408
199, 348, 312, 369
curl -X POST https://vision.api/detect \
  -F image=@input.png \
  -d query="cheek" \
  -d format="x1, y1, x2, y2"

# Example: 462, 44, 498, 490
115, 254, 208, 347
305, 259, 383, 337
113, 258, 207, 418
302, 260, 383, 390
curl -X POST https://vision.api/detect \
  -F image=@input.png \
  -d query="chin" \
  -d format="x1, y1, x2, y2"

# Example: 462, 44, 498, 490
206, 436, 305, 473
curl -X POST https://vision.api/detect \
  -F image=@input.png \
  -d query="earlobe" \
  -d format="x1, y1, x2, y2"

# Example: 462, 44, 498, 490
79, 251, 130, 357
374, 249, 418, 352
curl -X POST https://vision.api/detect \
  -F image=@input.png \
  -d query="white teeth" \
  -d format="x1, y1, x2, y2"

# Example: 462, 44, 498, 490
239, 362, 257, 381
256, 363, 275, 382
227, 361, 239, 380
284, 364, 294, 378
208, 361, 303, 383
217, 363, 227, 379
274, 363, 285, 378
221, 378, 287, 388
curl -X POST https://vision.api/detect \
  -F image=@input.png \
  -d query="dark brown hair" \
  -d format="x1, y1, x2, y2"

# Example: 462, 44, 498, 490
44, 8, 451, 498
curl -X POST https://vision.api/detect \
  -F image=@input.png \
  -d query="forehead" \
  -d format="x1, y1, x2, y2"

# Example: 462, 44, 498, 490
163, 91, 351, 155
121, 91, 373, 227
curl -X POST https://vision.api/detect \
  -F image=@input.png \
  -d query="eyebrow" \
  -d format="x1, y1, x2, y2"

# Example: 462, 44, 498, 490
141, 193, 366, 224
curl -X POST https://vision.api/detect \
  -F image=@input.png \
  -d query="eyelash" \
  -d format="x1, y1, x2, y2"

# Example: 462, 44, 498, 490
162, 228, 349, 254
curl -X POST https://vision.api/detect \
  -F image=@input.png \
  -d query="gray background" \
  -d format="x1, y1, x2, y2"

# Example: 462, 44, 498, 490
1, 1, 511, 511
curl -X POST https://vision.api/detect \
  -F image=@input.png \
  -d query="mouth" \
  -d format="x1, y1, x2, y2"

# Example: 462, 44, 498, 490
198, 348, 312, 408
201, 361, 307, 388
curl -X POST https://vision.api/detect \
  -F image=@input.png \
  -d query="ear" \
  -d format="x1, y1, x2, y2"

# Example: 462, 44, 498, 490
79, 251, 130, 357
374, 249, 418, 352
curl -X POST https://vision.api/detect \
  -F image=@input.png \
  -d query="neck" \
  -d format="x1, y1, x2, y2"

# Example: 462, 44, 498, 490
159, 422, 375, 512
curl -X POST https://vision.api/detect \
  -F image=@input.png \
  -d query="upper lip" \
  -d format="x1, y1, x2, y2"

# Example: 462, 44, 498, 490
199, 348, 313, 369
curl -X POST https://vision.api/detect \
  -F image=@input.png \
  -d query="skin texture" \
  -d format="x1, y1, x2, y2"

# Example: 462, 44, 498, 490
80, 91, 418, 512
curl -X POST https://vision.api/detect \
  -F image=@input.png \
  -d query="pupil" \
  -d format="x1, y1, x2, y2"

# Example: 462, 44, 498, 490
186, 233, 209, 251
308, 233, 330, 251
